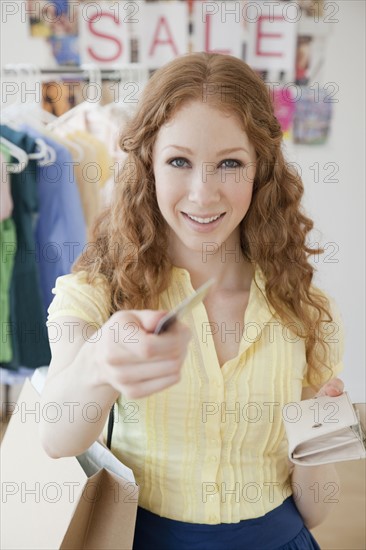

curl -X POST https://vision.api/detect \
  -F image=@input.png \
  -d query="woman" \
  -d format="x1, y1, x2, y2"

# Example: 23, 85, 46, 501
41, 52, 345, 549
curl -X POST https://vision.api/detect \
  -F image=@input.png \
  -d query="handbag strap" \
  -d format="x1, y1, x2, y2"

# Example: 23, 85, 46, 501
106, 403, 115, 450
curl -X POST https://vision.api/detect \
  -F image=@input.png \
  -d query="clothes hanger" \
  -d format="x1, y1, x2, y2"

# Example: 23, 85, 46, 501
29, 137, 57, 166
47, 64, 103, 130
21, 64, 61, 126
1, 129, 56, 172
44, 64, 107, 161
45, 64, 113, 163
0, 137, 29, 173
46, 64, 146, 133
2, 111, 58, 167
102, 63, 147, 110
4, 64, 85, 163
2, 105, 70, 164
1, 65, 57, 166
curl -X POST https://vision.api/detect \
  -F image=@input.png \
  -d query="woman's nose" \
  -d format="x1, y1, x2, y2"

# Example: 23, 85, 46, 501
187, 165, 221, 206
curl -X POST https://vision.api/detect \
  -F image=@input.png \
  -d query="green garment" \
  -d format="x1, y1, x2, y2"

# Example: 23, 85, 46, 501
0, 218, 17, 361
0, 125, 51, 369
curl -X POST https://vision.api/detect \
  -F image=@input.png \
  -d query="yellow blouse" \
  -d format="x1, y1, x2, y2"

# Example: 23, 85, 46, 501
46, 265, 344, 524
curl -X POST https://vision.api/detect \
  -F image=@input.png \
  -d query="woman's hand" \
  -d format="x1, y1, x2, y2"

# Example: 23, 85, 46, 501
290, 377, 345, 528
93, 310, 192, 400
314, 377, 345, 397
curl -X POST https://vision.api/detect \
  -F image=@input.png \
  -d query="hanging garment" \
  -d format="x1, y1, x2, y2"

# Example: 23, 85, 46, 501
89, 103, 132, 208
73, 130, 113, 189
0, 148, 14, 221
0, 218, 17, 362
64, 130, 101, 240
20, 124, 87, 313
0, 125, 51, 370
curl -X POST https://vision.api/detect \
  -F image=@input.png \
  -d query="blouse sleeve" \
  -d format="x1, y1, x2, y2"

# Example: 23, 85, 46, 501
302, 290, 345, 388
46, 270, 111, 329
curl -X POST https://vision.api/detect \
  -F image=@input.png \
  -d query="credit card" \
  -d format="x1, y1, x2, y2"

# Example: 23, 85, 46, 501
154, 278, 216, 334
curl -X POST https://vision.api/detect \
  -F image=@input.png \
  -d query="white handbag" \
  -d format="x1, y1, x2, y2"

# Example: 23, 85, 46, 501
282, 392, 366, 466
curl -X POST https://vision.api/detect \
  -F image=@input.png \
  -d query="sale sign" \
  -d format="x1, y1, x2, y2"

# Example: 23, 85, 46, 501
245, 1, 298, 73
139, 1, 188, 69
31, 1, 299, 74
79, 1, 131, 65
192, 0, 297, 74
193, 0, 244, 58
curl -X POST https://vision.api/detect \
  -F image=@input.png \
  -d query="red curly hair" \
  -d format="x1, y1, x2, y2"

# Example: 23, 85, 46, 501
73, 52, 336, 390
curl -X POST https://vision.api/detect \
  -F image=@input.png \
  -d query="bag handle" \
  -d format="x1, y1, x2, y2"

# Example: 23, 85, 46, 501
106, 403, 115, 450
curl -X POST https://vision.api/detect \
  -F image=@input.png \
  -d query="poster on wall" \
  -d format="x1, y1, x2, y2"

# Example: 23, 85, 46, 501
293, 87, 333, 145
28, 0, 80, 65
296, 0, 324, 18
295, 35, 313, 86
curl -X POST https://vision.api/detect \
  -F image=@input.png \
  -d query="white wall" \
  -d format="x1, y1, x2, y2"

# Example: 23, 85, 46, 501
1, 1, 365, 399
285, 1, 365, 400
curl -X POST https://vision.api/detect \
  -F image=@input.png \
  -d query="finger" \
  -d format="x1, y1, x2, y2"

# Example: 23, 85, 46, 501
129, 309, 168, 333
112, 356, 187, 385
128, 322, 192, 361
121, 373, 182, 400
316, 378, 344, 397
111, 315, 191, 361
109, 310, 168, 344
105, 323, 191, 368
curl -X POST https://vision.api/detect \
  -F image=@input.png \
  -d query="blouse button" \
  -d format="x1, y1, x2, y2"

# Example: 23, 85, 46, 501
209, 455, 218, 462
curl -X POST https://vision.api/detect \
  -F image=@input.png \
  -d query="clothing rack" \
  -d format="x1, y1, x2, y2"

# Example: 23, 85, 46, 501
39, 66, 149, 81
2, 65, 150, 82
1, 63, 149, 409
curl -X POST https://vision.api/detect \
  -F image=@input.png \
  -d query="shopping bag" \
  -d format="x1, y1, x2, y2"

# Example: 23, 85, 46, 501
0, 378, 139, 550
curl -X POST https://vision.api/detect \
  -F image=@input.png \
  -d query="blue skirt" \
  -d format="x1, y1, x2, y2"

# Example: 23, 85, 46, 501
132, 496, 321, 550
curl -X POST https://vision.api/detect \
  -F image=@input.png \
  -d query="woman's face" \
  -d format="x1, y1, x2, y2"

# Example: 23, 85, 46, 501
152, 100, 256, 258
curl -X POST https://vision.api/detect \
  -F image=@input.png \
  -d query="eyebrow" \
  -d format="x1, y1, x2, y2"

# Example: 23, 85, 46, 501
162, 145, 250, 155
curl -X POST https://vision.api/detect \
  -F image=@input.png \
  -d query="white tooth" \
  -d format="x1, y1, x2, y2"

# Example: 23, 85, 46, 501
188, 214, 221, 224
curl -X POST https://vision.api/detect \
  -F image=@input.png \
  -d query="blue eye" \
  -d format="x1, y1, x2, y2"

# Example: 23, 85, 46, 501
220, 159, 242, 169
169, 158, 189, 168
168, 157, 242, 169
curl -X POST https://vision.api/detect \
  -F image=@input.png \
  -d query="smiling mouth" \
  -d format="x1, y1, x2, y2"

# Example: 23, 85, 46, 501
182, 212, 226, 224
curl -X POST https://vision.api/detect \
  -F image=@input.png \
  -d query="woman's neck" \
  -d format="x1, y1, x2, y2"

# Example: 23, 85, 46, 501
169, 242, 255, 292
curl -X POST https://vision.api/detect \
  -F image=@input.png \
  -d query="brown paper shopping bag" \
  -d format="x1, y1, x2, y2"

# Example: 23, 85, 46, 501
0, 378, 139, 550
